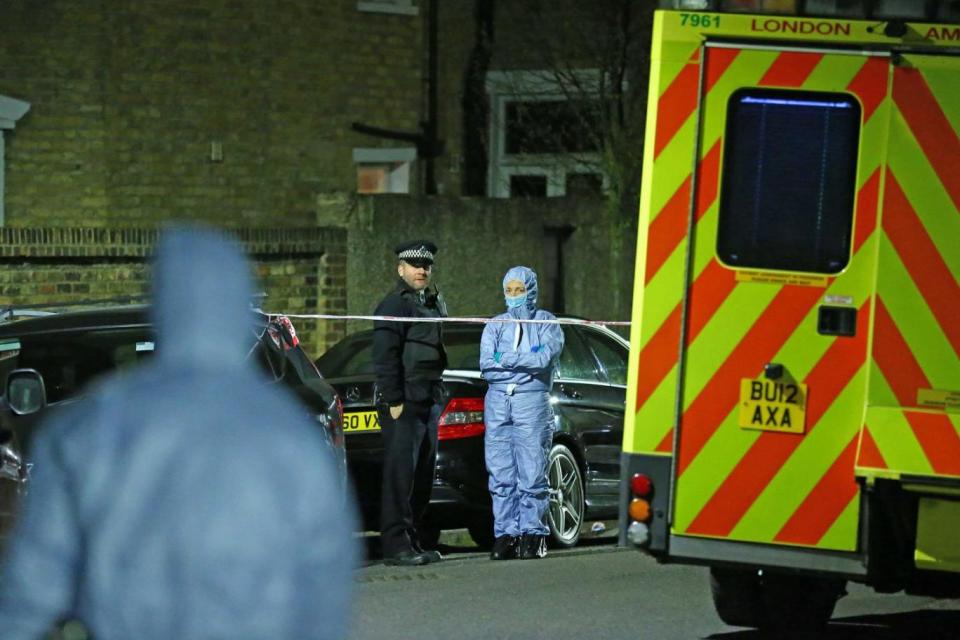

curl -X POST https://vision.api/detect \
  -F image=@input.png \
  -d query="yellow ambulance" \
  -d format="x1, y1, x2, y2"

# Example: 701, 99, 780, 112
621, 7, 960, 629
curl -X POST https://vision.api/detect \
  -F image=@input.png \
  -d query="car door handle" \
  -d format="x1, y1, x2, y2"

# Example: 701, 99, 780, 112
560, 384, 582, 400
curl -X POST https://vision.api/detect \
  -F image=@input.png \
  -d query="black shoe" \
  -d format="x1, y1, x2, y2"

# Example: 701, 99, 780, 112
383, 549, 432, 566
518, 534, 547, 560
412, 542, 443, 564
490, 535, 519, 560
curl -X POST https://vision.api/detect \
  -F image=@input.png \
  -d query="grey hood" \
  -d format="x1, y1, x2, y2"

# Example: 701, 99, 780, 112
151, 225, 254, 368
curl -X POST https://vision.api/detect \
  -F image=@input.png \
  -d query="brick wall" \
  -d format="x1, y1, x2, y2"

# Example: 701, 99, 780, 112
318, 193, 637, 339
0, 226, 348, 357
0, 0, 424, 226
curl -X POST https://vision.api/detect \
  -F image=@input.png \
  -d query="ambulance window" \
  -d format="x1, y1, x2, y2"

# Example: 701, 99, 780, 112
716, 89, 861, 274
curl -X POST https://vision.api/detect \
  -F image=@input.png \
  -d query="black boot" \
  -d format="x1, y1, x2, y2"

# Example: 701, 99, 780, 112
518, 534, 547, 559
490, 535, 519, 560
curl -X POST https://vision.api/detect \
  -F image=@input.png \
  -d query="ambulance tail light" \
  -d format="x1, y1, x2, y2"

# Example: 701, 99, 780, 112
438, 397, 485, 441
627, 472, 654, 547
631, 472, 652, 497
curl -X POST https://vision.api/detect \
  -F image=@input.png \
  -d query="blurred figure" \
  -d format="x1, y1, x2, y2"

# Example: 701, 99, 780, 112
480, 266, 563, 560
0, 226, 357, 640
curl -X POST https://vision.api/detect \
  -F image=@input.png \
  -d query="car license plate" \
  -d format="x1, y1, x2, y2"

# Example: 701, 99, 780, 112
738, 378, 807, 434
344, 410, 381, 433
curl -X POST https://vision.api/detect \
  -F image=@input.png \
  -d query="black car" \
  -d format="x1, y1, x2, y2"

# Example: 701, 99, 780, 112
0, 305, 346, 541
315, 320, 628, 548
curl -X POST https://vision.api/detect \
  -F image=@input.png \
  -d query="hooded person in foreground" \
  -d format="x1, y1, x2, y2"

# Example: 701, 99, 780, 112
0, 225, 357, 640
479, 266, 564, 560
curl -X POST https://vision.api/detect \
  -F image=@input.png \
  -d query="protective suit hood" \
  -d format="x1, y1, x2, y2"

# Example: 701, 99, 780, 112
502, 266, 538, 319
151, 225, 254, 368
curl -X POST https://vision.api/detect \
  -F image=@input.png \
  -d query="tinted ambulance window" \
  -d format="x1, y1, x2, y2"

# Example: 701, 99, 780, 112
716, 89, 861, 274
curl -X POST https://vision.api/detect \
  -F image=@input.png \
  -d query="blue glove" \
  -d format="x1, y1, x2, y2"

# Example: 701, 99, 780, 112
530, 345, 541, 353
494, 351, 503, 363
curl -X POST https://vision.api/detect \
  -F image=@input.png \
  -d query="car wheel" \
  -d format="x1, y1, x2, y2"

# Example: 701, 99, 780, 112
467, 515, 495, 550
547, 443, 584, 548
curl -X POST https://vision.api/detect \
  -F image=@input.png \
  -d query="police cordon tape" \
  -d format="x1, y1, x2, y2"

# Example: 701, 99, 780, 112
265, 313, 631, 327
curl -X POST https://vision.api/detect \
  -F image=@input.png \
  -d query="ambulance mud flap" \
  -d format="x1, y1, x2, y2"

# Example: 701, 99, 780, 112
618, 452, 671, 552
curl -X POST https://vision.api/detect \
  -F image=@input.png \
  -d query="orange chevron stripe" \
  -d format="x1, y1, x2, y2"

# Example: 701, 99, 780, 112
652, 47, 739, 160
705, 47, 740, 93
677, 285, 824, 475
634, 261, 737, 413
635, 305, 681, 414
883, 173, 960, 357
847, 57, 889, 123
654, 61, 700, 159
774, 433, 860, 545
905, 412, 960, 476
893, 66, 960, 210
873, 298, 930, 406
852, 169, 880, 253
759, 51, 823, 87
686, 301, 870, 536
645, 140, 723, 285
857, 426, 888, 470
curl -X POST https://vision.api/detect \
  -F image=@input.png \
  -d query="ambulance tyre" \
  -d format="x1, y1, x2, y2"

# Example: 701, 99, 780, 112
761, 573, 845, 631
709, 567, 765, 628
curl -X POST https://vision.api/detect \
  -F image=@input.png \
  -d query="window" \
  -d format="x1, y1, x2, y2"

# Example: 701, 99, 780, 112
486, 70, 610, 198
357, 0, 418, 16
556, 328, 601, 382
580, 329, 628, 386
716, 89, 860, 274
0, 94, 31, 226
353, 148, 415, 194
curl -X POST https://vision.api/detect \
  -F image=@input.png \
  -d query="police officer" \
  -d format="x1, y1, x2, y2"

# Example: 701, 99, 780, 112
373, 240, 448, 566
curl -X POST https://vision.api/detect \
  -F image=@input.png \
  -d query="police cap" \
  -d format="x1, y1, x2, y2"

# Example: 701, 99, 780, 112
394, 240, 437, 266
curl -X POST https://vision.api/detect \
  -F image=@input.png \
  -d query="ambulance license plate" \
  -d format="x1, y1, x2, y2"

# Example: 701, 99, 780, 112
738, 378, 807, 434
344, 410, 381, 433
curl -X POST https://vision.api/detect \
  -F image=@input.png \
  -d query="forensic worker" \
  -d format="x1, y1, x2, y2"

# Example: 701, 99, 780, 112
0, 226, 357, 640
479, 266, 564, 560
373, 240, 448, 566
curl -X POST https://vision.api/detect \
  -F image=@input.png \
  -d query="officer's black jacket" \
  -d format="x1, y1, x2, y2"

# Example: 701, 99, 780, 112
372, 278, 448, 404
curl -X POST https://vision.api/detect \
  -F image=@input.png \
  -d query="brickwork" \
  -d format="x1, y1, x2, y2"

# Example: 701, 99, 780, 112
0, 226, 348, 357
0, 0, 424, 226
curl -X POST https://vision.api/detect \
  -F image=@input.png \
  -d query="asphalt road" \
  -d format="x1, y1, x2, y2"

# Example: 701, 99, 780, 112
347, 536, 960, 640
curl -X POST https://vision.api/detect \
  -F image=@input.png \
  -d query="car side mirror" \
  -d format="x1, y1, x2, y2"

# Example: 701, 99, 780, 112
5, 369, 47, 416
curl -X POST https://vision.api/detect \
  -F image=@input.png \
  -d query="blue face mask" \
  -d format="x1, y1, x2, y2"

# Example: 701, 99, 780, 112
505, 293, 527, 309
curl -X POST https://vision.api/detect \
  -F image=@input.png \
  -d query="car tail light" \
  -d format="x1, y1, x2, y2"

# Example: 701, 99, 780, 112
438, 397, 485, 441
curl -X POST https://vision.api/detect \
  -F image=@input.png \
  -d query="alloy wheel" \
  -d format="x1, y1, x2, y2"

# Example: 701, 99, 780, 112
547, 443, 584, 547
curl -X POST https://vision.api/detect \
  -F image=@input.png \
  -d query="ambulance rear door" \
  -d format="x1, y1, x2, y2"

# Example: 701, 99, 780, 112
668, 43, 890, 555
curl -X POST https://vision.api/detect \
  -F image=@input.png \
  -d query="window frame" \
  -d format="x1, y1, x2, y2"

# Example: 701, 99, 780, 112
0, 94, 31, 226
485, 70, 610, 199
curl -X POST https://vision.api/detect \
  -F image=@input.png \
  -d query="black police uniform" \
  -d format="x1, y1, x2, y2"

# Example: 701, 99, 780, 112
373, 241, 448, 563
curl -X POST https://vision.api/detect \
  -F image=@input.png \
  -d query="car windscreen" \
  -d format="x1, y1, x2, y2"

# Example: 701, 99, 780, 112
316, 325, 485, 377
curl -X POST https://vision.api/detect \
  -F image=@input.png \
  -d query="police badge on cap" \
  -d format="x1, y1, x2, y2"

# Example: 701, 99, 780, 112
394, 240, 438, 266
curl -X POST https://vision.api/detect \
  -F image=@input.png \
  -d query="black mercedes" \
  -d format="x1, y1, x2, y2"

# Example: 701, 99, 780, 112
315, 320, 628, 549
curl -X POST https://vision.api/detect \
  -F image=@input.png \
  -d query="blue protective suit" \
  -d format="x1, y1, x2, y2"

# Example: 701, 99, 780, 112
0, 226, 357, 640
479, 267, 564, 537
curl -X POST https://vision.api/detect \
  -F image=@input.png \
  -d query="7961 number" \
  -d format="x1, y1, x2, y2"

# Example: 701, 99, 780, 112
680, 13, 721, 28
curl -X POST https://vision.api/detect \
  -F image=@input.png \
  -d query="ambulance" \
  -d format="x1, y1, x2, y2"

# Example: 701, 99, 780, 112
620, 6, 960, 629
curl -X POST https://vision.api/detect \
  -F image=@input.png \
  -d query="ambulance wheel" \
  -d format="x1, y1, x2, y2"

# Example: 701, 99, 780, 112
761, 573, 845, 630
547, 443, 584, 548
710, 567, 765, 628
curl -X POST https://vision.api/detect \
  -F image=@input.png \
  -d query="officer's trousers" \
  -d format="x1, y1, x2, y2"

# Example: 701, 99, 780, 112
378, 398, 441, 557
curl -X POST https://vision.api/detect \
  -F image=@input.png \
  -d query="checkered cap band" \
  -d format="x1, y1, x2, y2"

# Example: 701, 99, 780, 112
398, 247, 434, 261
